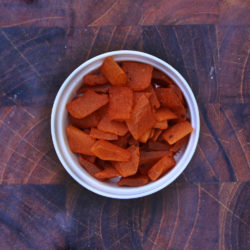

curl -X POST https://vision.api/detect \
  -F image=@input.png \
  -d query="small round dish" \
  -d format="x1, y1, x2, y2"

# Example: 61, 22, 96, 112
51, 50, 200, 199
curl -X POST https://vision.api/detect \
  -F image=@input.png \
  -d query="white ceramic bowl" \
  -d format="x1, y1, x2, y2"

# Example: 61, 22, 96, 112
51, 50, 200, 199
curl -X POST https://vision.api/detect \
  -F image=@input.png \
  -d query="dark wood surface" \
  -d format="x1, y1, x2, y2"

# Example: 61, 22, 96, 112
0, 1, 249, 249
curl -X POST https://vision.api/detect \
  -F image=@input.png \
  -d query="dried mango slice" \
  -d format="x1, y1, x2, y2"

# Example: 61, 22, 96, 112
155, 88, 182, 109
69, 111, 101, 129
147, 141, 170, 151
98, 112, 128, 136
114, 145, 139, 177
169, 84, 185, 105
138, 163, 153, 176
148, 155, 176, 181
67, 90, 108, 119
112, 133, 131, 148
77, 83, 111, 94
162, 121, 193, 145
118, 174, 149, 187
90, 128, 118, 141
126, 95, 156, 140
154, 120, 168, 129
122, 61, 153, 90
109, 86, 133, 121
155, 107, 178, 121
80, 155, 96, 163
170, 136, 189, 154
152, 69, 174, 86
140, 150, 173, 165
95, 167, 120, 179
83, 74, 108, 86
91, 140, 131, 162
100, 57, 127, 86
155, 88, 186, 120
138, 129, 152, 143
133, 91, 152, 104
78, 155, 101, 176
152, 129, 162, 141
66, 125, 95, 156
145, 85, 160, 109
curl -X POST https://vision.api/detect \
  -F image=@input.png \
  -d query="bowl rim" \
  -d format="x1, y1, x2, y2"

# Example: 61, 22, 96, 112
51, 50, 200, 199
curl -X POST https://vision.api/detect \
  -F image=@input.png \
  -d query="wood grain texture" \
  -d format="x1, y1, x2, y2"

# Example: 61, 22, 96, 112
0, 0, 249, 249
0, 183, 248, 249
1, 0, 249, 28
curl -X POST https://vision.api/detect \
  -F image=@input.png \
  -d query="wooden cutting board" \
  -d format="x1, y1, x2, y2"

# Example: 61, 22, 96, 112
0, 0, 249, 249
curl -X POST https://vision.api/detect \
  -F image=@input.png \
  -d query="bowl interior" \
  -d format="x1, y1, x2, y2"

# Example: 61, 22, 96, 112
51, 50, 200, 199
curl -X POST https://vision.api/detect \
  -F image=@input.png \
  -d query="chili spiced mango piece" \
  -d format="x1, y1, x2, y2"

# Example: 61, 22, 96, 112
90, 128, 118, 141
133, 91, 152, 104
109, 86, 133, 121
152, 69, 174, 86
66, 125, 95, 156
118, 174, 149, 187
126, 95, 156, 140
148, 155, 176, 181
67, 90, 108, 119
155, 88, 183, 109
98, 112, 128, 136
100, 57, 127, 86
155, 107, 178, 122
154, 120, 168, 129
163, 121, 193, 145
145, 85, 160, 109
78, 155, 101, 176
91, 140, 131, 162
138, 129, 152, 143
140, 150, 173, 165
122, 61, 153, 91
77, 83, 111, 94
170, 136, 189, 153
114, 145, 139, 177
83, 74, 108, 86
69, 111, 101, 129
95, 167, 120, 179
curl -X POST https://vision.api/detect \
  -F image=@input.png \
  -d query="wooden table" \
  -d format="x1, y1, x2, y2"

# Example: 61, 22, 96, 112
0, 1, 249, 249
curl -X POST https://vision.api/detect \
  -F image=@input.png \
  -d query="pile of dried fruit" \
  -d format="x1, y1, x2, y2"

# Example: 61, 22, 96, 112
66, 57, 193, 187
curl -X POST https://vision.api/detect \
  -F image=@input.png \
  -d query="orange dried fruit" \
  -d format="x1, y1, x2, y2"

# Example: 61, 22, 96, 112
77, 83, 111, 94
133, 91, 152, 104
140, 150, 173, 165
118, 174, 149, 187
148, 155, 176, 181
100, 57, 127, 86
126, 95, 156, 140
98, 112, 128, 136
138, 129, 152, 143
90, 128, 118, 141
95, 167, 120, 179
109, 86, 133, 121
66, 125, 95, 156
83, 74, 108, 86
91, 140, 131, 162
170, 136, 189, 154
145, 85, 160, 109
122, 61, 153, 91
78, 155, 101, 176
154, 120, 168, 129
69, 111, 101, 129
152, 69, 174, 86
114, 145, 139, 177
155, 107, 178, 121
162, 121, 193, 145
67, 90, 108, 119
